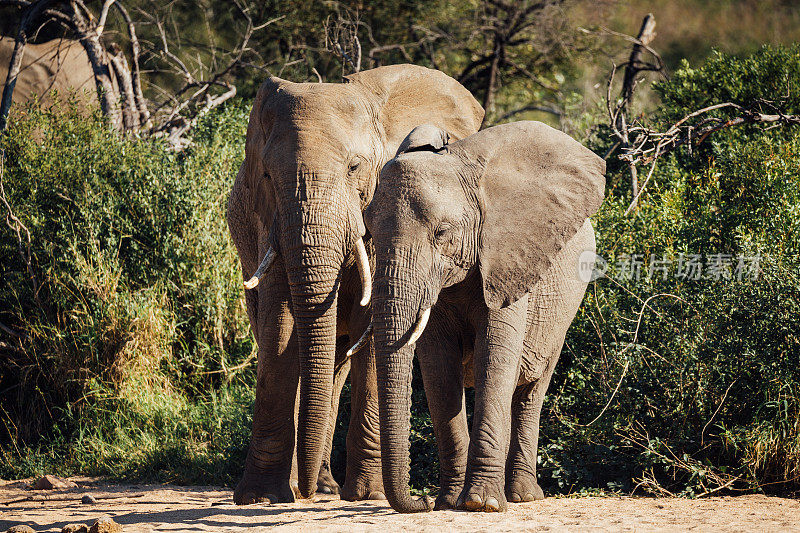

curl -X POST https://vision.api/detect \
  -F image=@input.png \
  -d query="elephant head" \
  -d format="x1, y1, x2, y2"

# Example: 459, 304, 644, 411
233, 66, 483, 498
364, 121, 606, 512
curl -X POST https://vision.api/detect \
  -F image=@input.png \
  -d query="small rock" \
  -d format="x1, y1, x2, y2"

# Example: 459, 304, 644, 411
32, 474, 77, 490
62, 525, 90, 533
88, 518, 122, 533
81, 494, 97, 504
6, 526, 35, 533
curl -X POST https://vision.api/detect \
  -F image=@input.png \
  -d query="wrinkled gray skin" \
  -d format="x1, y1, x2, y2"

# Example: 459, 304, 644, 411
364, 121, 606, 513
226, 65, 483, 505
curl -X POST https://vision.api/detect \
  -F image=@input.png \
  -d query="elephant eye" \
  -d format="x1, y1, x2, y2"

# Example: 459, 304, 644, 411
347, 159, 361, 175
434, 223, 453, 242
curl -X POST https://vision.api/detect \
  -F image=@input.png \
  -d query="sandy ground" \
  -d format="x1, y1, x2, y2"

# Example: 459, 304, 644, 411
2, 478, 800, 532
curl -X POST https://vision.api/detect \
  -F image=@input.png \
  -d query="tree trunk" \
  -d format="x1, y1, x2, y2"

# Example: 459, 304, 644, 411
0, 0, 55, 131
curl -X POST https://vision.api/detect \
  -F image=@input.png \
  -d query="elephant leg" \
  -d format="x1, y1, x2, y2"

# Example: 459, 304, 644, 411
342, 313, 385, 501
459, 295, 528, 513
505, 371, 554, 503
318, 347, 349, 495
505, 229, 591, 503
234, 259, 299, 506
416, 310, 468, 511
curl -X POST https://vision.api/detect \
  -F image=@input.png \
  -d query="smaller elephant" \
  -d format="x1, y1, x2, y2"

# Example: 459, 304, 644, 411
365, 121, 606, 513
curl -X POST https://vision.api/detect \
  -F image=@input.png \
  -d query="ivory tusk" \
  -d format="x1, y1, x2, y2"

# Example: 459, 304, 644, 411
244, 246, 277, 290
404, 307, 431, 348
346, 323, 373, 358
355, 238, 372, 306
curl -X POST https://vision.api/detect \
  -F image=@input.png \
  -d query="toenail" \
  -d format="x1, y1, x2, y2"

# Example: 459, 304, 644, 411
485, 496, 499, 511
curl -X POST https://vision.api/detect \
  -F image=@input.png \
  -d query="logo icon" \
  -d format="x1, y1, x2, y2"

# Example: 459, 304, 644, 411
577, 250, 607, 282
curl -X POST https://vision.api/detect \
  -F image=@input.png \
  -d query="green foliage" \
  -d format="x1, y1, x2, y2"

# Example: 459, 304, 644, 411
0, 99, 255, 483
541, 45, 800, 496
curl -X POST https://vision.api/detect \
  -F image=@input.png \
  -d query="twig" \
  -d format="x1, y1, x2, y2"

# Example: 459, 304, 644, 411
0, 150, 43, 309
577, 293, 690, 426
701, 379, 738, 446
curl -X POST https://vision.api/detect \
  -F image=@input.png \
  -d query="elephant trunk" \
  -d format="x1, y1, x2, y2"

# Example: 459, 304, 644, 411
373, 256, 433, 513
282, 209, 346, 499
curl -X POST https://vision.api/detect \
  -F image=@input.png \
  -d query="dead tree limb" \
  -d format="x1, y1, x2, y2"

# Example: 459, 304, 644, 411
1, 0, 264, 141
112, 1, 150, 128
604, 14, 665, 209
616, 13, 660, 202
325, 12, 362, 74
619, 100, 800, 214
0, 0, 53, 131
69, 0, 122, 129
622, 14, 657, 114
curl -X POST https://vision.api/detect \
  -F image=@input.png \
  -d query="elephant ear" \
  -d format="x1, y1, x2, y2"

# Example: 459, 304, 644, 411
346, 65, 483, 155
455, 121, 606, 310
239, 76, 289, 230
396, 124, 450, 155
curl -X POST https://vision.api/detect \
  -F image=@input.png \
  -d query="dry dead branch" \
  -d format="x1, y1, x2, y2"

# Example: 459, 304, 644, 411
325, 11, 362, 74
619, 99, 800, 215
604, 13, 799, 214
0, 0, 270, 146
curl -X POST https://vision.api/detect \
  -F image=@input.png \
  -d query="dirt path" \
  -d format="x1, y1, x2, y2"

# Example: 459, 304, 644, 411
2, 478, 799, 532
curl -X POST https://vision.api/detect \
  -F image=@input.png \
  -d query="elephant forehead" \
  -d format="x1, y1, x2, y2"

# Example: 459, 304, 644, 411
378, 153, 466, 222
277, 83, 374, 127
383, 152, 462, 190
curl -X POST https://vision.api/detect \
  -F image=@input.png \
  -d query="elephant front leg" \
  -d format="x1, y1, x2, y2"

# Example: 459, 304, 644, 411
234, 264, 299, 506
459, 295, 528, 513
416, 314, 469, 511
342, 323, 385, 501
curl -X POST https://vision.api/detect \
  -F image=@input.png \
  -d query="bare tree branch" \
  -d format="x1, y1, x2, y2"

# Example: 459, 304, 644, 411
603, 14, 666, 209
325, 12, 362, 74
0, 0, 54, 131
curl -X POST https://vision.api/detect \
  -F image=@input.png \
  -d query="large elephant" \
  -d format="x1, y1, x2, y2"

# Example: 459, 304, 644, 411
0, 37, 102, 107
364, 121, 606, 513
226, 66, 483, 504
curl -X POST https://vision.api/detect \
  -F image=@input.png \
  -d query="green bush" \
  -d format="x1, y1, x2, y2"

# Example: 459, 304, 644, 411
540, 45, 800, 496
0, 99, 255, 483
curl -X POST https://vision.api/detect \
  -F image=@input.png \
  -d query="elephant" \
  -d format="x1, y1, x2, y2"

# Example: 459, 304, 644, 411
363, 121, 606, 513
0, 37, 103, 108
226, 65, 484, 505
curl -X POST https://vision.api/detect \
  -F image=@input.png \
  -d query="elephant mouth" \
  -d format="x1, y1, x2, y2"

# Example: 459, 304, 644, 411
346, 305, 430, 357
245, 236, 372, 309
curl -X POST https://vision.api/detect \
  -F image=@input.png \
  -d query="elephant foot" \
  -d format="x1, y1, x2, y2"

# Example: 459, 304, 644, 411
341, 475, 385, 501
316, 463, 341, 495
234, 473, 295, 505
434, 483, 463, 510
457, 479, 507, 512
506, 474, 545, 503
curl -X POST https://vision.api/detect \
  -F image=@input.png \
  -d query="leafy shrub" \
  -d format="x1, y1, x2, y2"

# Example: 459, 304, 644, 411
540, 45, 800, 496
0, 99, 255, 482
